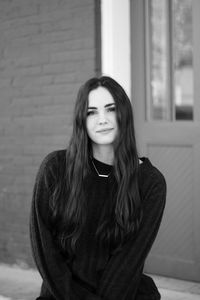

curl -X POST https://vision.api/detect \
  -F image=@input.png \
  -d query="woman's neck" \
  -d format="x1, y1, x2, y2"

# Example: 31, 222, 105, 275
92, 144, 114, 165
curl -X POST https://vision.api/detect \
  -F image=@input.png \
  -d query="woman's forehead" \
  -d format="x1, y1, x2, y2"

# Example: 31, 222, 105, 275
88, 86, 115, 108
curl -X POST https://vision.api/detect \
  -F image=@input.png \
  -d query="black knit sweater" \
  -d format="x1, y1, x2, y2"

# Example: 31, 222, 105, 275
30, 150, 166, 300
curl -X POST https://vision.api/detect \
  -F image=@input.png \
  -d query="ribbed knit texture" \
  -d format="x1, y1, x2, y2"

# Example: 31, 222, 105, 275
30, 150, 166, 300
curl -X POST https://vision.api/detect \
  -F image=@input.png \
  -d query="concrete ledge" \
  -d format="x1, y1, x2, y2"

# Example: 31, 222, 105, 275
152, 274, 200, 295
0, 264, 41, 300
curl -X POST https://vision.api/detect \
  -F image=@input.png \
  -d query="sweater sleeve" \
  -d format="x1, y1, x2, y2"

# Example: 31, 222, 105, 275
30, 153, 102, 300
96, 172, 167, 300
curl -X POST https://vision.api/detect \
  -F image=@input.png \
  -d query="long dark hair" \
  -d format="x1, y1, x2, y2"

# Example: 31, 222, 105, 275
50, 76, 142, 254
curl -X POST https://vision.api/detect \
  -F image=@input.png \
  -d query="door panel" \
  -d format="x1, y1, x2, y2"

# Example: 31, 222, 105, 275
145, 142, 200, 280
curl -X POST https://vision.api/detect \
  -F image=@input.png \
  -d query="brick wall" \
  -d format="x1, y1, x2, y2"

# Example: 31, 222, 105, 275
0, 0, 98, 267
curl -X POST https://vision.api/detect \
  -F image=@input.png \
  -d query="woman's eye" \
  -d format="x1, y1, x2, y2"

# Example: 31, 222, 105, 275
107, 106, 116, 112
87, 110, 96, 116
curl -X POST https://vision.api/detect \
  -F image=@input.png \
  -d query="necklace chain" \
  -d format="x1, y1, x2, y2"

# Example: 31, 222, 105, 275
91, 159, 111, 178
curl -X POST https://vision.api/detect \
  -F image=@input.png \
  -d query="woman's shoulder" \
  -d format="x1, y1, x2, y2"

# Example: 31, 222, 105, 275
39, 149, 66, 171
139, 157, 167, 194
41, 149, 66, 166
35, 149, 66, 184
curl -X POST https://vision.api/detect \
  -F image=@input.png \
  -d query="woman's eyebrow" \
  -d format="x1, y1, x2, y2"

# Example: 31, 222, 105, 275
88, 103, 115, 109
105, 103, 115, 108
87, 106, 97, 110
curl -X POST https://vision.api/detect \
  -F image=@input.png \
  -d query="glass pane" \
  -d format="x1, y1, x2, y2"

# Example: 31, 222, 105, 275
173, 0, 193, 120
149, 0, 170, 120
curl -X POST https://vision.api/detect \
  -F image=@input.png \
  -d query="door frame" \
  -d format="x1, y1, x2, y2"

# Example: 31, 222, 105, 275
131, 0, 200, 281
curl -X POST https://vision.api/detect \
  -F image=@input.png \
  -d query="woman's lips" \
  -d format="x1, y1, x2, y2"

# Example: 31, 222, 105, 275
96, 128, 113, 133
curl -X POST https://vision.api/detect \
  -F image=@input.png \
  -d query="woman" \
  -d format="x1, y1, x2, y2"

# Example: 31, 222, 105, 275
30, 76, 166, 300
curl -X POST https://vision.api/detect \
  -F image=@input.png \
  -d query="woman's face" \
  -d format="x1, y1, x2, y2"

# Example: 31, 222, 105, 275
86, 86, 118, 147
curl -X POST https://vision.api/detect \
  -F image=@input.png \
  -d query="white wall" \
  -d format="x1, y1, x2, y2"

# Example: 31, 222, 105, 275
101, 0, 131, 98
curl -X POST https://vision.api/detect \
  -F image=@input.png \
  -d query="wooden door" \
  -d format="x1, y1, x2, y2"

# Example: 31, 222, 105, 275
131, 0, 200, 281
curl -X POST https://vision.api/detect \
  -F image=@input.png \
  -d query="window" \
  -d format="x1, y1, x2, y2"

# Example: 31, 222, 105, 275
145, 0, 193, 121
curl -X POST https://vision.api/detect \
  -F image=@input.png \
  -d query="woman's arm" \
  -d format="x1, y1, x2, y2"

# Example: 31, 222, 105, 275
30, 152, 102, 300
96, 172, 166, 300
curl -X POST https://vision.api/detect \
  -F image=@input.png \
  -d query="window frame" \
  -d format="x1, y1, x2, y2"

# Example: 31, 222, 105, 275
144, 0, 194, 122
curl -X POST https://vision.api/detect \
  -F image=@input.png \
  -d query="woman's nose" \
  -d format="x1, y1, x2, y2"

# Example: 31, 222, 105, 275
98, 111, 107, 124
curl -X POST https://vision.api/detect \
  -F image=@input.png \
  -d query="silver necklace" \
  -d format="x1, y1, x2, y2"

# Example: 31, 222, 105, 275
91, 159, 111, 178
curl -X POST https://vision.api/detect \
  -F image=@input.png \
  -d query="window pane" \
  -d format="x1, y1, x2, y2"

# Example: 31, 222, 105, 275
149, 0, 170, 120
147, 0, 194, 121
173, 0, 193, 120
